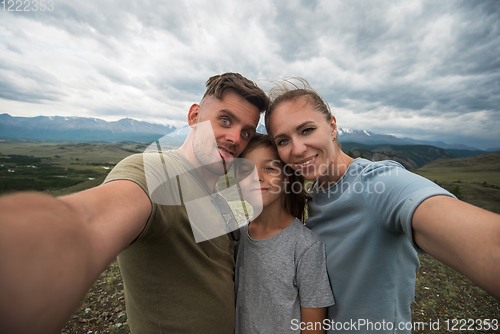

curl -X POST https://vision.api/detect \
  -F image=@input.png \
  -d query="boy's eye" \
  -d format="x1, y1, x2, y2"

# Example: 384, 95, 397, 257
265, 167, 280, 175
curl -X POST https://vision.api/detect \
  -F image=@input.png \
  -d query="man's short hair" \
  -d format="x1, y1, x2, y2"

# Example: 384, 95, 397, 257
203, 73, 269, 113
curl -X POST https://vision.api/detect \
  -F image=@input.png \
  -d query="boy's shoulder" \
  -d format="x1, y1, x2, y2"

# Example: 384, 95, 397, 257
289, 219, 324, 250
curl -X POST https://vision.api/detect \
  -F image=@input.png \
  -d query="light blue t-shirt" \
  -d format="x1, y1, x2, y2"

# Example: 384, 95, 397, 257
306, 158, 454, 333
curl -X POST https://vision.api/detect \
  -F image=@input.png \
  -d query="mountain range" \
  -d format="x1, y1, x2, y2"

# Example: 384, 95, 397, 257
0, 113, 175, 143
0, 113, 494, 157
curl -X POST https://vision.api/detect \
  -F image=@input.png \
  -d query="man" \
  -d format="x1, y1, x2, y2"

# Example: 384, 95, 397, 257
0, 73, 269, 334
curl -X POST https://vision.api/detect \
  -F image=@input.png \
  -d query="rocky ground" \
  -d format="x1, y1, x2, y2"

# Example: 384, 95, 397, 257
61, 255, 499, 334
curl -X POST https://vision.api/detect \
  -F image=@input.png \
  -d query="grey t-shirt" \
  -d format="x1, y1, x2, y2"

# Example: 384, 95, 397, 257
235, 218, 335, 334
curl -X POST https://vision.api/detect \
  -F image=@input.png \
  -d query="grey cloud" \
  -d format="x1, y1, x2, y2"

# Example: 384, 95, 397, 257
3, 41, 23, 54
0, 77, 61, 103
282, 0, 500, 120
0, 58, 65, 103
0, 0, 498, 149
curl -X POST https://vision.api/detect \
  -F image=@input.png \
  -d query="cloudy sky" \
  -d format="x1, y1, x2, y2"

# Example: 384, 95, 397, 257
0, 0, 499, 149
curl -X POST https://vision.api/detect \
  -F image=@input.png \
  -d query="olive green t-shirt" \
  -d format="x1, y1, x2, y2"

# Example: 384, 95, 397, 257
104, 151, 236, 333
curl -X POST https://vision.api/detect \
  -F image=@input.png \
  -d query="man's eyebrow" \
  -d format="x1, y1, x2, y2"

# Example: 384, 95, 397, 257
219, 109, 237, 120
274, 121, 315, 139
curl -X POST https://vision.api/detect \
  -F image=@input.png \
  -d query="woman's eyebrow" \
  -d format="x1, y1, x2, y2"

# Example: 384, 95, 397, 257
296, 121, 315, 130
273, 121, 315, 139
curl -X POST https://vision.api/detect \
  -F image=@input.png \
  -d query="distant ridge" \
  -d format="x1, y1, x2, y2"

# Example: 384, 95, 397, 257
340, 142, 455, 169
337, 128, 481, 151
0, 113, 176, 142
0, 113, 489, 154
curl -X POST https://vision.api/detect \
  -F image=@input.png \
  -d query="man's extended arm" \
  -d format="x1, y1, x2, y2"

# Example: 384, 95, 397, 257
412, 195, 500, 299
0, 180, 151, 334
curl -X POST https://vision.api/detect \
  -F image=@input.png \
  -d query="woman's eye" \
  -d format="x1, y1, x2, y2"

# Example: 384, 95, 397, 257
277, 138, 288, 146
303, 127, 314, 135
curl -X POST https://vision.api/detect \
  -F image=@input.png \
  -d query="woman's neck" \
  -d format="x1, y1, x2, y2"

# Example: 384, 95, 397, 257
248, 201, 295, 240
317, 150, 355, 189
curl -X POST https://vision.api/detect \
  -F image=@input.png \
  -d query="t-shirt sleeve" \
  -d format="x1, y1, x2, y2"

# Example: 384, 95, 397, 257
296, 240, 335, 308
360, 162, 455, 252
103, 153, 157, 243
104, 153, 148, 191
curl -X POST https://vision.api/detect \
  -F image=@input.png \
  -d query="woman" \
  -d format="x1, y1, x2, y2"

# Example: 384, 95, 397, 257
264, 80, 500, 333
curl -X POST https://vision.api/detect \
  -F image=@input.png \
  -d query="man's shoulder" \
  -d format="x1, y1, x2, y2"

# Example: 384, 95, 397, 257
118, 150, 178, 162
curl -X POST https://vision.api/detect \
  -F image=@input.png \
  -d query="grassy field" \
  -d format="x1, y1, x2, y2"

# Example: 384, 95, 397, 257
1, 142, 498, 333
413, 151, 500, 215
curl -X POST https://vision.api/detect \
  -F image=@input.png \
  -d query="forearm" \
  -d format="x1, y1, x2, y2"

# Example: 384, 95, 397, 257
0, 192, 102, 334
413, 196, 500, 300
301, 307, 327, 334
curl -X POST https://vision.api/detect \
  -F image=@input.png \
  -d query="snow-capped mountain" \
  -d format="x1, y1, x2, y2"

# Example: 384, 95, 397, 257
0, 113, 484, 152
337, 128, 480, 151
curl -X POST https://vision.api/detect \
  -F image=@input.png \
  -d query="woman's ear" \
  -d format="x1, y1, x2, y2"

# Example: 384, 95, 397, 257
187, 104, 201, 127
330, 117, 337, 140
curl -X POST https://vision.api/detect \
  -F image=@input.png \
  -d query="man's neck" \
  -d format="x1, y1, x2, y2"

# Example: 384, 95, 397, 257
177, 142, 220, 192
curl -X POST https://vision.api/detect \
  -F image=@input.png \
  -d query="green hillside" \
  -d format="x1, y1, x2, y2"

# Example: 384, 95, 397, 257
341, 142, 455, 169
413, 151, 500, 214
0, 141, 498, 334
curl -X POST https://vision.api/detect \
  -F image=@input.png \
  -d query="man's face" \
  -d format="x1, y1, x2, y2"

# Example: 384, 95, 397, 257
190, 90, 260, 176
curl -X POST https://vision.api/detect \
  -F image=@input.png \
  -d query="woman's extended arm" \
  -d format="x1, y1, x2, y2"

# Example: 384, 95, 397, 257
412, 195, 500, 299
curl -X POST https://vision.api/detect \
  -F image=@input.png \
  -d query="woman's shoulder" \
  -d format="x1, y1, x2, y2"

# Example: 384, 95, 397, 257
353, 157, 405, 171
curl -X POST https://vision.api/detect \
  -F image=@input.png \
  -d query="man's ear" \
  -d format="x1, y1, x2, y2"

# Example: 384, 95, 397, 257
187, 104, 201, 127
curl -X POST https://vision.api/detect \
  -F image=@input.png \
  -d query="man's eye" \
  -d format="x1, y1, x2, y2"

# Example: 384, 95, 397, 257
221, 118, 230, 125
241, 131, 250, 138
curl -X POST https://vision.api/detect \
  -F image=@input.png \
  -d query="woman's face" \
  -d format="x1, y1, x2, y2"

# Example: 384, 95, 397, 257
268, 97, 337, 181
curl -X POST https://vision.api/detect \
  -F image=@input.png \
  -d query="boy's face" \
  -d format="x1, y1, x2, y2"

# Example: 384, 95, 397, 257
236, 145, 285, 209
